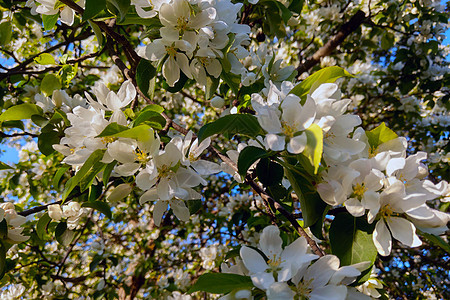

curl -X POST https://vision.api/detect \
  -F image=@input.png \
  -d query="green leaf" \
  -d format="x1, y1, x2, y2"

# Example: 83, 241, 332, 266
53, 165, 70, 188
0, 103, 43, 122
288, 0, 304, 14
133, 110, 166, 130
418, 230, 450, 253
366, 122, 398, 150
329, 213, 377, 284
62, 149, 105, 201
188, 273, 253, 294
38, 131, 60, 155
34, 53, 55, 65
42, 14, 59, 31
187, 199, 202, 214
274, 1, 293, 23
117, 12, 163, 26
107, 0, 130, 22
303, 124, 323, 174
162, 71, 189, 93
0, 219, 7, 239
256, 158, 284, 187
220, 69, 240, 95
237, 146, 271, 176
284, 166, 327, 227
96, 122, 129, 137
0, 241, 6, 280
0, 21, 12, 46
59, 64, 78, 87
290, 66, 353, 101
103, 161, 117, 184
41, 74, 62, 96
98, 124, 154, 142
205, 76, 220, 100
79, 161, 106, 192
136, 58, 157, 99
88, 20, 104, 46
0, 162, 12, 170
82, 201, 112, 219
137, 104, 164, 114
197, 114, 264, 143
36, 213, 52, 240
83, 0, 106, 20
55, 222, 75, 246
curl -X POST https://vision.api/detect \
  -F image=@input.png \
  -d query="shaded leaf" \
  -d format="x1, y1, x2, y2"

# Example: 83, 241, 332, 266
188, 273, 253, 294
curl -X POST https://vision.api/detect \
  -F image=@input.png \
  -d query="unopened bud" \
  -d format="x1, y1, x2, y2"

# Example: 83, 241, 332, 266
210, 96, 225, 108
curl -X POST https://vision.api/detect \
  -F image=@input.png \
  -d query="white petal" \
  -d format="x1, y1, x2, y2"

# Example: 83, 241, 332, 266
163, 56, 180, 87
259, 225, 283, 259
266, 282, 294, 300
309, 285, 347, 300
387, 217, 422, 248
240, 246, 268, 274
373, 219, 392, 256
287, 133, 307, 154
153, 201, 168, 226
265, 134, 285, 151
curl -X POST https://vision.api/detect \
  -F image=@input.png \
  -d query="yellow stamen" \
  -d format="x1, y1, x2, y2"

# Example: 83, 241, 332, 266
353, 183, 367, 199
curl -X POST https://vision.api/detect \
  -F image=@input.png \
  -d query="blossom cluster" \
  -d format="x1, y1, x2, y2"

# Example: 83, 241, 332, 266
142, 0, 250, 87
53, 81, 221, 226
221, 225, 371, 300
0, 203, 29, 244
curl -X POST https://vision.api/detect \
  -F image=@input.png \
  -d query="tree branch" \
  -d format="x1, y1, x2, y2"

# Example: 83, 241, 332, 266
296, 10, 366, 77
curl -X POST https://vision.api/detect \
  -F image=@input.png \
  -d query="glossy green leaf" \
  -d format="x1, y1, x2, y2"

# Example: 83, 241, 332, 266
205, 76, 220, 100
0, 219, 7, 239
284, 166, 327, 227
0, 104, 43, 122
36, 213, 52, 240
79, 161, 106, 192
418, 229, 450, 253
162, 71, 189, 93
53, 165, 70, 188
42, 14, 59, 31
290, 66, 353, 100
96, 122, 129, 137
98, 124, 154, 142
188, 273, 253, 294
0, 241, 6, 280
41, 74, 61, 96
82, 201, 112, 219
303, 124, 323, 174
83, 0, 106, 20
329, 213, 377, 284
55, 222, 75, 246
62, 149, 105, 200
197, 114, 264, 143
34, 53, 55, 65
237, 146, 271, 176
38, 131, 60, 155
0, 21, 12, 46
366, 122, 398, 150
107, 0, 130, 22
0, 162, 12, 170
133, 110, 166, 130
88, 20, 104, 46
256, 158, 284, 187
136, 58, 157, 99
103, 161, 117, 184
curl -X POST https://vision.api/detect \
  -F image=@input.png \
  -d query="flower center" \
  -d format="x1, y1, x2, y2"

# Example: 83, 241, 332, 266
379, 204, 394, 219
101, 137, 116, 144
176, 17, 189, 31
266, 255, 283, 273
282, 121, 297, 138
135, 149, 149, 163
166, 46, 177, 57
353, 183, 367, 199
368, 146, 378, 158
296, 278, 313, 298
158, 165, 173, 178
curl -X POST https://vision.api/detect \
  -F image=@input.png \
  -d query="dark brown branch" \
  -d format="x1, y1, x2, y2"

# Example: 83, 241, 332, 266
296, 10, 366, 76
